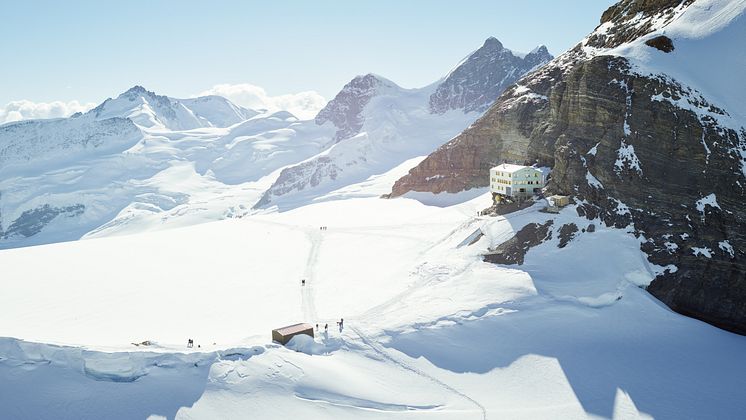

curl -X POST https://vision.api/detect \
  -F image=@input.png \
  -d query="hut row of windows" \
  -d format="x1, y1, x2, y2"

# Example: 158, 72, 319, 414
491, 178, 541, 185
494, 172, 541, 178
493, 185, 536, 193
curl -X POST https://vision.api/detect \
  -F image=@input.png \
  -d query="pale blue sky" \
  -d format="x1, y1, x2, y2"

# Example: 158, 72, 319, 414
1, 0, 615, 105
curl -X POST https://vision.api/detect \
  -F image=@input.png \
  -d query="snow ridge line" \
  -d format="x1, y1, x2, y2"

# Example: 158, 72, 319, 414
349, 326, 487, 420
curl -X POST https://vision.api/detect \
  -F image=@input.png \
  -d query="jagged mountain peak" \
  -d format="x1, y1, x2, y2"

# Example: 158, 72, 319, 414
526, 44, 550, 58
122, 85, 151, 96
87, 85, 256, 130
314, 73, 396, 142
345, 73, 399, 91
429, 37, 553, 114
482, 36, 504, 49
529, 44, 548, 54
115, 85, 172, 104
524, 45, 554, 68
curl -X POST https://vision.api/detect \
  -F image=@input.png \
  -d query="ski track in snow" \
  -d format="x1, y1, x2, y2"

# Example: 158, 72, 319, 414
349, 325, 487, 420
301, 228, 321, 323
293, 212, 487, 417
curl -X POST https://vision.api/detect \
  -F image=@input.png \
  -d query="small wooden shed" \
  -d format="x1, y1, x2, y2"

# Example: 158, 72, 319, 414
272, 323, 314, 345
549, 195, 570, 207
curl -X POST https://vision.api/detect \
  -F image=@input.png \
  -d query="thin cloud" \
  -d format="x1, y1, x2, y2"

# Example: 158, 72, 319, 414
197, 83, 327, 120
0, 100, 96, 124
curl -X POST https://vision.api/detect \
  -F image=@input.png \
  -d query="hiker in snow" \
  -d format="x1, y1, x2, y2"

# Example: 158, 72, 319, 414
315, 323, 319, 331
324, 323, 328, 332
187, 339, 193, 348
302, 279, 306, 286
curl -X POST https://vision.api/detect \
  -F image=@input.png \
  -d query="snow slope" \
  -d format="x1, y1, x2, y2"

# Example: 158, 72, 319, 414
256, 76, 480, 210
2, 178, 746, 419
607, 0, 746, 125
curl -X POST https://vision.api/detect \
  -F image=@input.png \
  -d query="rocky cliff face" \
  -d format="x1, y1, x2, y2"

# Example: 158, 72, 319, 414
315, 74, 383, 142
391, 0, 746, 334
429, 37, 552, 114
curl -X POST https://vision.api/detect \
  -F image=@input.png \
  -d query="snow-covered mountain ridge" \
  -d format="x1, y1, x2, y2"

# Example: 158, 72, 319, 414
0, 115, 139, 169
90, 85, 258, 130
255, 38, 551, 209
0, 87, 335, 248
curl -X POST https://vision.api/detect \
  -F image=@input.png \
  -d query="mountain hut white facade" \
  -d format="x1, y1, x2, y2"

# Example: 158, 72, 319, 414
490, 164, 544, 199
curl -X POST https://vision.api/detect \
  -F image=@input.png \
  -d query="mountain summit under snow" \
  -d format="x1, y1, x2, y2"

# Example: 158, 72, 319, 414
314, 74, 390, 142
90, 85, 258, 130
429, 37, 553, 114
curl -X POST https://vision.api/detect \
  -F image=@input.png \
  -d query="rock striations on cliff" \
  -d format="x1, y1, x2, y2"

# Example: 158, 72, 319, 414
390, 0, 746, 334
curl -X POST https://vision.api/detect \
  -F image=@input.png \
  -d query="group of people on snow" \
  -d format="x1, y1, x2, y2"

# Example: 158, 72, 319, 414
315, 318, 344, 334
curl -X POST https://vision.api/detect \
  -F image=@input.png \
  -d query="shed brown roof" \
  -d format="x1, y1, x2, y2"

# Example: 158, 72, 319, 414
274, 323, 313, 336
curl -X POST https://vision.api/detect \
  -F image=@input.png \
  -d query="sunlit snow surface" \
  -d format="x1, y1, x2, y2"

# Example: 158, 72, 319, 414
3, 1, 746, 417
1, 179, 745, 419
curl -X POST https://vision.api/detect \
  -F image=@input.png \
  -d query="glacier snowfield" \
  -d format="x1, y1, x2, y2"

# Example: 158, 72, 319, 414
2, 188, 746, 419
3, 1, 746, 417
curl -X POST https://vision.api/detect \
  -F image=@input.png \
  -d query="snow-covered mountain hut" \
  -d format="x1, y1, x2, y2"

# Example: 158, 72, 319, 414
490, 164, 543, 200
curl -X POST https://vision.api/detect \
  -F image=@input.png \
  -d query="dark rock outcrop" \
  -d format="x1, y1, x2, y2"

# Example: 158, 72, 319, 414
483, 220, 553, 265
592, 0, 694, 48
558, 223, 579, 248
3, 204, 85, 239
645, 35, 675, 52
391, 0, 746, 334
253, 156, 339, 208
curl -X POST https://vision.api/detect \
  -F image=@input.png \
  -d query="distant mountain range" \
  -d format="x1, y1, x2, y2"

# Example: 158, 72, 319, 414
0, 37, 551, 248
